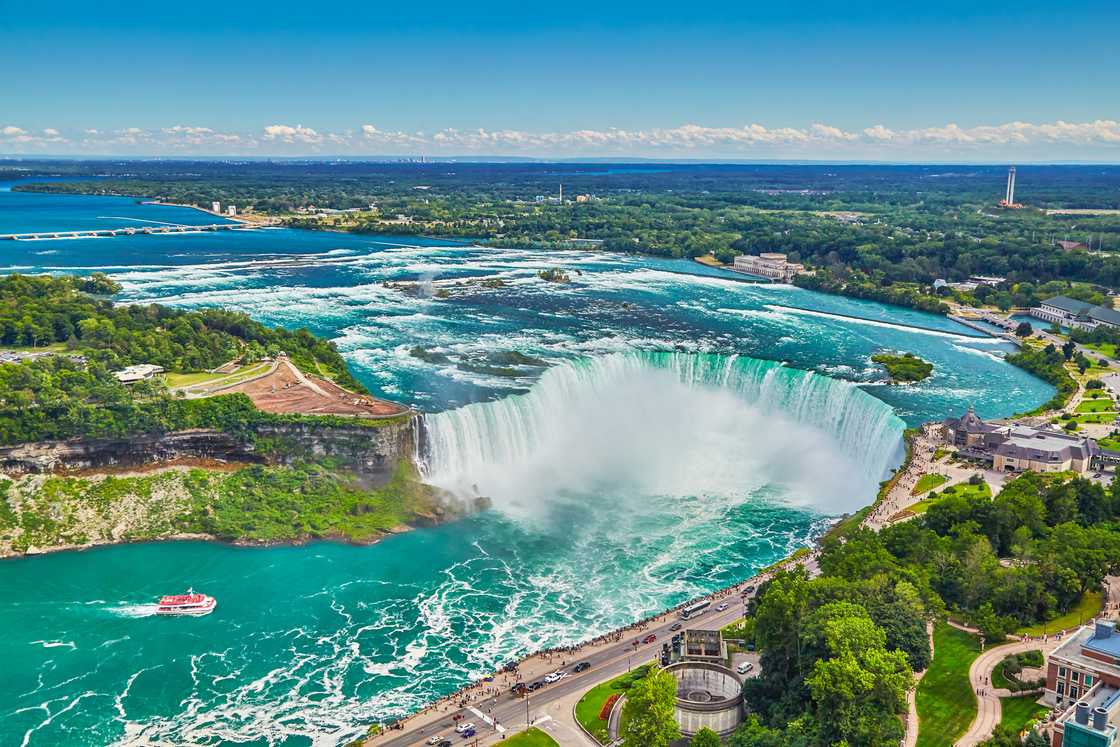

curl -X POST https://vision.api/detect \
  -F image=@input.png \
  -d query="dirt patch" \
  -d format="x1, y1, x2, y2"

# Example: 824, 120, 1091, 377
221, 359, 409, 418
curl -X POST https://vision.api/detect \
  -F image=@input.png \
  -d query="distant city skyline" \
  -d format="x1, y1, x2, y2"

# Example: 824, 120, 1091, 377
3, 0, 1118, 160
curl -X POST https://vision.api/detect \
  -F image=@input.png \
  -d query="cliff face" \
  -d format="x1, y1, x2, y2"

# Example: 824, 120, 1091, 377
0, 419, 416, 486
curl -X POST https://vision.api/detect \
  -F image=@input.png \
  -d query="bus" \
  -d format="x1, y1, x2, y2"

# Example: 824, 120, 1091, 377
680, 600, 711, 620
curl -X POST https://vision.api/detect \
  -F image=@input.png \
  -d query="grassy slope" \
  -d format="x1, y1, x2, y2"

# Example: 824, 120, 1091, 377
503, 728, 559, 747
915, 623, 981, 747
574, 665, 651, 744
999, 694, 1048, 735
0, 459, 437, 554
1016, 591, 1102, 636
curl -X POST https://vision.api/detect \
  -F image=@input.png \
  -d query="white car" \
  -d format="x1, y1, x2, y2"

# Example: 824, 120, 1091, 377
543, 670, 564, 683
455, 722, 475, 734
736, 662, 754, 675
716, 602, 729, 611
427, 738, 445, 745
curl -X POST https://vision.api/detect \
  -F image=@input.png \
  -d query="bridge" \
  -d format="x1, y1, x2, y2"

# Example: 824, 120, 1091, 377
0, 223, 249, 240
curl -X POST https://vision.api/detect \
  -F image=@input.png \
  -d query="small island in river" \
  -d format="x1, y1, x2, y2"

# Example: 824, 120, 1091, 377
872, 351, 934, 383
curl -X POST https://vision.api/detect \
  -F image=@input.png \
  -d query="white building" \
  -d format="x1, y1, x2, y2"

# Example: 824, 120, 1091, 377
113, 364, 165, 384
1032, 296, 1120, 331
211, 201, 221, 213
732, 253, 804, 282
227, 205, 237, 217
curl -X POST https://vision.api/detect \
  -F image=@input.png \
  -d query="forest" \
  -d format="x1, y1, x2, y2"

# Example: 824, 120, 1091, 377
726, 470, 1120, 746
0, 274, 370, 444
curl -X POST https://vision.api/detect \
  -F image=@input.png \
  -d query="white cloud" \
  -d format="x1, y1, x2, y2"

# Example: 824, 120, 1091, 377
2, 119, 1119, 157
262, 124, 321, 143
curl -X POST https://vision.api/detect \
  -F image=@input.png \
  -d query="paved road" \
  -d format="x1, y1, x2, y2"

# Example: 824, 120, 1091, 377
370, 594, 763, 747
956, 637, 1060, 747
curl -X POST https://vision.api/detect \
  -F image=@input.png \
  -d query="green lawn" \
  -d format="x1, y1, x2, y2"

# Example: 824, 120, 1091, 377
912, 473, 949, 495
939, 481, 992, 501
503, 727, 559, 746
1099, 436, 1120, 451
1083, 341, 1119, 359
1016, 591, 1103, 636
999, 694, 1048, 735
1072, 413, 1117, 424
574, 665, 651, 744
166, 361, 271, 389
991, 657, 1014, 690
915, 623, 981, 747
1076, 398, 1115, 413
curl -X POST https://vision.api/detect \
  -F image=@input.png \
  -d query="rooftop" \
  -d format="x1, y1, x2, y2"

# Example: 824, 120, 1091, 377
1086, 621, 1120, 661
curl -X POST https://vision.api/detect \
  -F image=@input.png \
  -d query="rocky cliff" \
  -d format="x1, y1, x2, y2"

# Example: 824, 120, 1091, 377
0, 418, 415, 486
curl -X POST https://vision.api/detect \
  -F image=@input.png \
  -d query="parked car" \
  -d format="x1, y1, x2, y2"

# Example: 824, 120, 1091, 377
573, 661, 591, 672
642, 634, 657, 644
737, 662, 754, 675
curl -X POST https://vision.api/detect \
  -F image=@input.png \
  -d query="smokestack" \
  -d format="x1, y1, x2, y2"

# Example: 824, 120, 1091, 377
1008, 167, 1016, 205
1077, 701, 1091, 725
1093, 707, 1108, 731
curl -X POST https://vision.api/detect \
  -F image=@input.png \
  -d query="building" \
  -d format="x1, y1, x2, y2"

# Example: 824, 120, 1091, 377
1032, 297, 1120, 331
943, 407, 1103, 474
227, 205, 237, 217
1057, 240, 1090, 252
112, 364, 165, 384
1047, 621, 1120, 746
731, 253, 805, 282
211, 201, 221, 214
683, 629, 726, 663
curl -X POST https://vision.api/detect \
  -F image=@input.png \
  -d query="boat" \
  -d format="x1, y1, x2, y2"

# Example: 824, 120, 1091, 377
155, 589, 216, 616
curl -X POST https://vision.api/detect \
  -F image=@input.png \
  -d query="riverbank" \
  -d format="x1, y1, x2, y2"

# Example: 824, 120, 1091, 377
0, 458, 470, 560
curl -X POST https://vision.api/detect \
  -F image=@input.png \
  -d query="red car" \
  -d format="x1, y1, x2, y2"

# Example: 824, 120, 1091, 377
642, 634, 657, 645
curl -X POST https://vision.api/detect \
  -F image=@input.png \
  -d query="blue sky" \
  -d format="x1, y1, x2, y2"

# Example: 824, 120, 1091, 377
2, 0, 1118, 159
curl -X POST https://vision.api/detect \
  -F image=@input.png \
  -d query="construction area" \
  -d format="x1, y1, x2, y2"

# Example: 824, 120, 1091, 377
172, 356, 409, 419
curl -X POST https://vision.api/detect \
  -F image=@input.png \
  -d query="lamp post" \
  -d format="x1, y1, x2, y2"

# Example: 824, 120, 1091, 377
525, 695, 530, 729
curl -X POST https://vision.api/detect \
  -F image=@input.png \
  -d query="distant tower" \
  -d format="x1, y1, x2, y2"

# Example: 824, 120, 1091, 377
1005, 166, 1016, 206
559, 183, 563, 203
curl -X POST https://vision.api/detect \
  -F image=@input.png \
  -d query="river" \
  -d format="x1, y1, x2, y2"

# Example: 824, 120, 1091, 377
0, 181, 1051, 745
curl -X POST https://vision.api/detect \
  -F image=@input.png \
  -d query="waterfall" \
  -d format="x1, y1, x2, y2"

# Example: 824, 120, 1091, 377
419, 352, 906, 515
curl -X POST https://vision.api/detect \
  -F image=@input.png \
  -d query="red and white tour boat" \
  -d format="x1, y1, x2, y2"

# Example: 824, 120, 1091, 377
155, 589, 217, 616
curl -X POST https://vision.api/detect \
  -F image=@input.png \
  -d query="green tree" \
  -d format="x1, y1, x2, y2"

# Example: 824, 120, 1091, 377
803, 603, 912, 746
691, 726, 722, 747
620, 668, 681, 747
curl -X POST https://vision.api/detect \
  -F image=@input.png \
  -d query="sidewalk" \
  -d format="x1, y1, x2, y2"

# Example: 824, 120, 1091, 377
955, 637, 1060, 746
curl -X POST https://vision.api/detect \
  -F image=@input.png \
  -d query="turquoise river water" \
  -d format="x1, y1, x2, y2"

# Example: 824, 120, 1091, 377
0, 182, 1052, 745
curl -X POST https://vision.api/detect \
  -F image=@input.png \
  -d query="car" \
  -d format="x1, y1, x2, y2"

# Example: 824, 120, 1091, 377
461, 729, 476, 739
737, 661, 754, 674
455, 722, 475, 734
669, 622, 683, 631
746, 642, 756, 652
528, 680, 544, 691
438, 741, 452, 747
510, 682, 527, 692
427, 738, 445, 745
744, 585, 756, 593
642, 634, 657, 644
716, 602, 729, 611
543, 671, 564, 683
573, 661, 591, 672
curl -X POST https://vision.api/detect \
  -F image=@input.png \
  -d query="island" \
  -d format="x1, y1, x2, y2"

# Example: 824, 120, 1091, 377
0, 274, 482, 557
872, 351, 934, 383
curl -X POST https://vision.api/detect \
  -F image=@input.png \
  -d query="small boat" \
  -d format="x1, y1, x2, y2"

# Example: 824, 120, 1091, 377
155, 589, 216, 617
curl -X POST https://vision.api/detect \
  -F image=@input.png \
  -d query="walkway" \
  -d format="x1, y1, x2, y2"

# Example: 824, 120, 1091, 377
864, 423, 941, 530
955, 637, 1060, 747
902, 622, 934, 747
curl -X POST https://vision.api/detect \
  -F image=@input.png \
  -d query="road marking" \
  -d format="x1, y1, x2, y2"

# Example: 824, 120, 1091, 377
468, 706, 506, 733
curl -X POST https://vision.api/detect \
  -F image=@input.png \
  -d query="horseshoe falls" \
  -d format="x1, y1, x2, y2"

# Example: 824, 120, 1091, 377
0, 186, 1057, 747
421, 352, 906, 516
